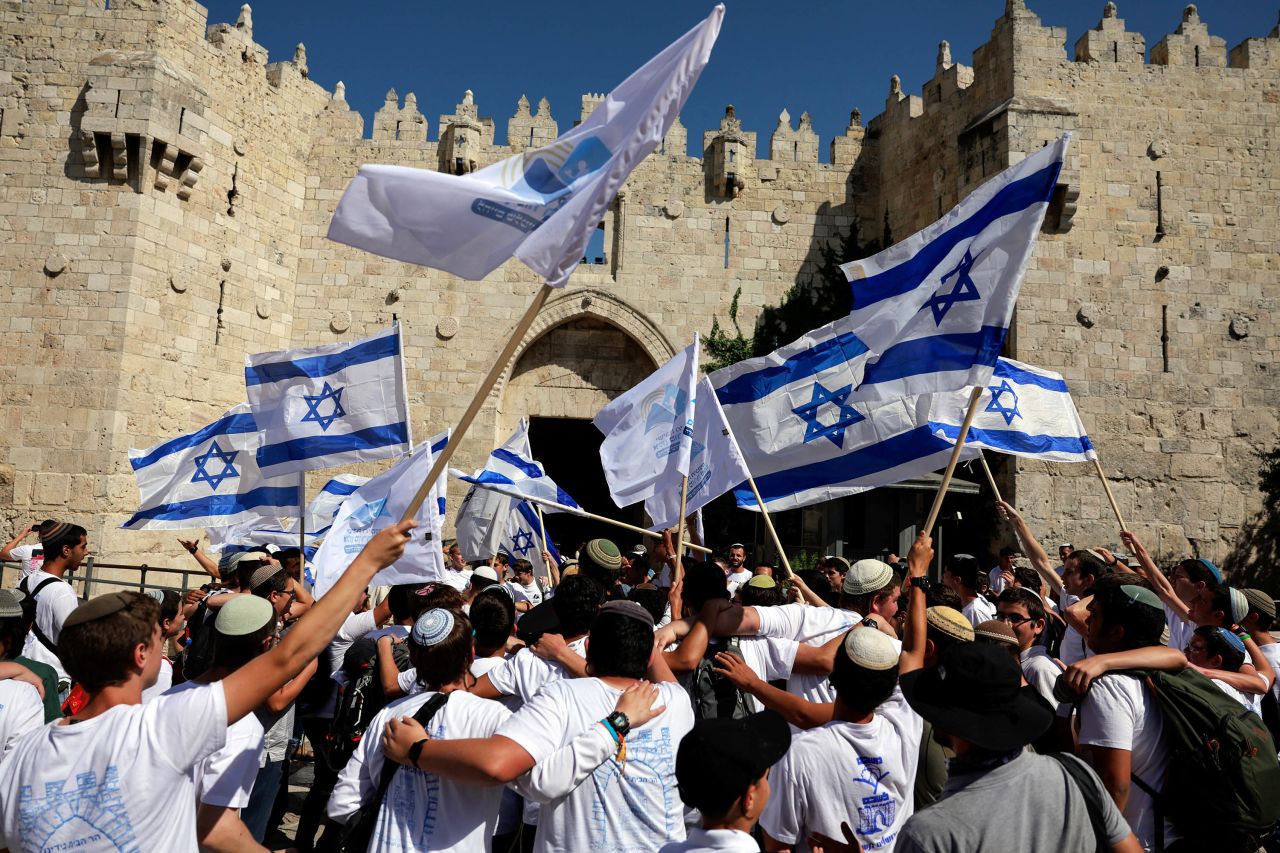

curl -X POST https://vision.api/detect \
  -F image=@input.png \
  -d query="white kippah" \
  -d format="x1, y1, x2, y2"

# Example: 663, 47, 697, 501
412, 609, 456, 646
843, 628, 899, 671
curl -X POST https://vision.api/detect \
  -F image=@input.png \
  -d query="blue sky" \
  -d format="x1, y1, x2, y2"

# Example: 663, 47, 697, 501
207, 1, 1275, 159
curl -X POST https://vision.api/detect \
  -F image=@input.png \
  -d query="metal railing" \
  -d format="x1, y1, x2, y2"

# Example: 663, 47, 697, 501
2, 557, 212, 601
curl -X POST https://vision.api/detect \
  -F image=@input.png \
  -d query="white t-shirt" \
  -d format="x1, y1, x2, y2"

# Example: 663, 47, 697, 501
168, 681, 264, 809
19, 570, 78, 684
485, 636, 587, 704
755, 604, 860, 704
1058, 590, 1090, 666
141, 658, 174, 704
497, 678, 695, 853
0, 681, 44, 755
507, 581, 544, 609
441, 569, 473, 593
328, 690, 512, 853
735, 636, 798, 713
1020, 646, 1069, 718
987, 566, 1007, 596
1078, 673, 1179, 850
659, 827, 760, 852
1212, 678, 1263, 716
1163, 605, 1195, 654
8, 544, 44, 578
961, 595, 996, 628
1260, 641, 1280, 704
761, 686, 923, 852
0, 680, 228, 853
725, 570, 752, 597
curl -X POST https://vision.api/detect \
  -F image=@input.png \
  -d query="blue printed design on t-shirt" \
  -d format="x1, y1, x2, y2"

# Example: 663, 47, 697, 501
852, 756, 899, 849
586, 726, 678, 851
18, 765, 139, 852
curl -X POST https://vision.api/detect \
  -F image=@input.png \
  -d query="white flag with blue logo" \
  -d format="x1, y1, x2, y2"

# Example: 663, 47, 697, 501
303, 474, 368, 537
644, 377, 750, 529
929, 357, 1095, 462
123, 404, 300, 531
595, 337, 699, 509
309, 443, 445, 598
245, 326, 410, 478
457, 419, 580, 512
841, 135, 1069, 402
327, 7, 722, 287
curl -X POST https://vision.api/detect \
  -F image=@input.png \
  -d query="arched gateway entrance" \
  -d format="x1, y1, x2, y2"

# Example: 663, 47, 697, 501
495, 290, 673, 553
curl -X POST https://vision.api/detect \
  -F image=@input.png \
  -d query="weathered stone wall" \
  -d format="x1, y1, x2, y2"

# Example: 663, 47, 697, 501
1, 0, 1276, 570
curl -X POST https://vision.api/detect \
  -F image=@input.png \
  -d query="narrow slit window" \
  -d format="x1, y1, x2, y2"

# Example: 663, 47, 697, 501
723, 217, 730, 269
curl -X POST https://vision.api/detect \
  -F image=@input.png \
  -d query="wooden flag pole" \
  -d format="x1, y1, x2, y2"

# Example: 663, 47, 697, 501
743, 473, 793, 576
535, 503, 548, 554
400, 284, 553, 523
977, 453, 1004, 504
674, 474, 689, 584
298, 472, 306, 556
1092, 455, 1128, 531
923, 386, 984, 535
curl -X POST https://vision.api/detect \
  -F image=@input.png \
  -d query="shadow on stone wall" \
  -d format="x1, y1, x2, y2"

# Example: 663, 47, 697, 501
1223, 444, 1280, 596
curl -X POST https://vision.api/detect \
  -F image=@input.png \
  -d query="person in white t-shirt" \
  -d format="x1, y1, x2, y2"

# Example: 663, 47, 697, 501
995, 587, 1072, 743
986, 547, 1018, 597
140, 590, 187, 703
0, 678, 43, 756
0, 520, 56, 578
1184, 625, 1267, 715
1240, 589, 1280, 705
725, 544, 752, 597
664, 710, 792, 853
0, 521, 414, 853
507, 560, 546, 612
383, 599, 696, 853
18, 522, 89, 696
943, 553, 995, 628
762, 628, 923, 853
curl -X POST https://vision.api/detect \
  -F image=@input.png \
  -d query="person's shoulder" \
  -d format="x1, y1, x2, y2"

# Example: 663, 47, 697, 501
0, 678, 42, 708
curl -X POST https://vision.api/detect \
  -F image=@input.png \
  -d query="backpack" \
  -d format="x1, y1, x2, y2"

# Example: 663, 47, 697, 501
1126, 668, 1280, 850
18, 576, 65, 657
690, 637, 751, 720
324, 633, 412, 772
180, 599, 219, 681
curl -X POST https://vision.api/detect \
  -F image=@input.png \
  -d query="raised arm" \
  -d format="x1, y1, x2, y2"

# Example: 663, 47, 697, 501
179, 538, 221, 580
996, 501, 1061, 596
376, 636, 407, 700
1119, 531, 1190, 623
713, 651, 834, 730
220, 521, 414, 725
0, 525, 33, 562
263, 657, 318, 714
789, 572, 829, 608
900, 532, 933, 676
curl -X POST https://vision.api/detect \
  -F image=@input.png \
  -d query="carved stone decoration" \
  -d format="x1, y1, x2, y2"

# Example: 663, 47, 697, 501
234, 139, 247, 156
1148, 138, 1171, 160
169, 274, 187, 293
772, 206, 791, 225
1229, 316, 1250, 339
330, 311, 351, 333
255, 300, 272, 319
436, 316, 459, 339
220, 258, 232, 272
663, 200, 685, 219
44, 253, 67, 276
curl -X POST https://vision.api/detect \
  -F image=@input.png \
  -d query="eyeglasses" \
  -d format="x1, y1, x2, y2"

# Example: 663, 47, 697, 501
1185, 643, 1208, 654
995, 612, 1033, 626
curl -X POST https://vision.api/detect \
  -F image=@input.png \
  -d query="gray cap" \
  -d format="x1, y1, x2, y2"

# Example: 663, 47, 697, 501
0, 590, 23, 619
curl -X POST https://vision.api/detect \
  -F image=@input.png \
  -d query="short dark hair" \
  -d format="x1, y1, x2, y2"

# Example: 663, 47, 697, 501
470, 589, 516, 657
513, 559, 534, 576
43, 524, 87, 562
682, 561, 729, 612
235, 556, 272, 590
59, 592, 160, 693
157, 590, 182, 625
0, 615, 24, 660
415, 583, 465, 615
212, 620, 274, 670
925, 585, 963, 610
1091, 574, 1165, 650
586, 609, 652, 679
1071, 551, 1112, 591
946, 555, 981, 591
388, 583, 424, 623
251, 569, 288, 599
740, 582, 784, 608
999, 546, 1018, 559
410, 611, 473, 690
1012, 566, 1042, 592
1176, 558, 1220, 590
626, 586, 667, 624
998, 587, 1046, 625
829, 631, 899, 715
1194, 625, 1245, 672
553, 575, 604, 637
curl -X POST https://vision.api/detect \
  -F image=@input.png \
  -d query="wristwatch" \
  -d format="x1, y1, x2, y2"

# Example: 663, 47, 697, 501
605, 711, 631, 738
909, 575, 935, 594
407, 738, 428, 767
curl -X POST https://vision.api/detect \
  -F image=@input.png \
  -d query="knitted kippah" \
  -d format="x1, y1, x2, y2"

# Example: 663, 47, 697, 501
0, 590, 23, 619
746, 575, 776, 589
925, 606, 975, 642
1119, 585, 1163, 611
842, 559, 894, 596
215, 595, 275, 636
841, 628, 899, 671
581, 538, 622, 573
1216, 626, 1247, 656
1196, 558, 1223, 584
974, 619, 1019, 648
599, 599, 655, 629
1241, 588, 1277, 621
412, 609, 456, 646
1228, 587, 1249, 625
248, 564, 285, 591
63, 592, 136, 630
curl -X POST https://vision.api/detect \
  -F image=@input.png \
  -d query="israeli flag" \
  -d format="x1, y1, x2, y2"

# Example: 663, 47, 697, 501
644, 377, 750, 529
310, 442, 446, 599
245, 326, 410, 477
929, 357, 1096, 462
303, 474, 368, 537
501, 500, 561, 580
596, 337, 699, 509
328, 7, 722, 288
204, 521, 302, 554
456, 419, 580, 512
123, 404, 300, 530
842, 135, 1069, 402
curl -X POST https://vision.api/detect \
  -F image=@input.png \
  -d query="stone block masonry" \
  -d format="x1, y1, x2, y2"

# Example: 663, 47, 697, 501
0, 0, 1275, 572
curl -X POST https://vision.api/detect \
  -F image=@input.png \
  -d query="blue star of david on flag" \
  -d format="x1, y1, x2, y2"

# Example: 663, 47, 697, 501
190, 440, 240, 490
925, 247, 984, 325
511, 528, 536, 556
792, 382, 865, 449
300, 382, 346, 431
985, 378, 1023, 425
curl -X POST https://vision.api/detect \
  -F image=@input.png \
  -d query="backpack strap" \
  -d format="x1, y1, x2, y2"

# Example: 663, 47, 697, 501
1048, 753, 1109, 853
19, 576, 67, 656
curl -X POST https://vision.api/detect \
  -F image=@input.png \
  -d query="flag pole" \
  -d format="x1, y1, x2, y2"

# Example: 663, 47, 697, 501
298, 472, 306, 556
400, 284, 553, 523
977, 453, 1004, 504
923, 386, 984, 535
742, 474, 793, 576
674, 475, 689, 584
535, 503, 548, 556
1091, 455, 1128, 531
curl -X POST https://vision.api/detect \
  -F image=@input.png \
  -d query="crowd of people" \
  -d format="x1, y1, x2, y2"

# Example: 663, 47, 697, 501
0, 503, 1277, 853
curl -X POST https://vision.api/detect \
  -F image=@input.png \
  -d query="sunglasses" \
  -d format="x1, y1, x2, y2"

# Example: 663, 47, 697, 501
995, 612, 1034, 626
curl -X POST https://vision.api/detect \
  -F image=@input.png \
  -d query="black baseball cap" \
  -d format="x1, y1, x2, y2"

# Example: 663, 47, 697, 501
675, 710, 791, 816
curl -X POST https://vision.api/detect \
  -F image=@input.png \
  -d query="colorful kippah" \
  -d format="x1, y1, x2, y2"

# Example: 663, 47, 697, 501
1228, 587, 1249, 625
39, 522, 74, 551
746, 574, 777, 589
925, 606, 975, 642
412, 609, 456, 646
1216, 627, 1247, 656
1196, 558, 1223, 584
582, 538, 622, 573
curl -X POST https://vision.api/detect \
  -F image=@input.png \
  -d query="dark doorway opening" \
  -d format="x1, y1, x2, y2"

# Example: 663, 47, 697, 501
528, 416, 646, 557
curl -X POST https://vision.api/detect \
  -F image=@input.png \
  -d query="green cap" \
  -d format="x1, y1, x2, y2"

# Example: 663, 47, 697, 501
746, 575, 777, 590
1120, 584, 1163, 612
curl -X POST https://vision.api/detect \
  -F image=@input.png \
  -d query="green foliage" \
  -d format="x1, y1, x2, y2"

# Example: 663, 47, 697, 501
702, 287, 753, 373
1224, 443, 1280, 594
